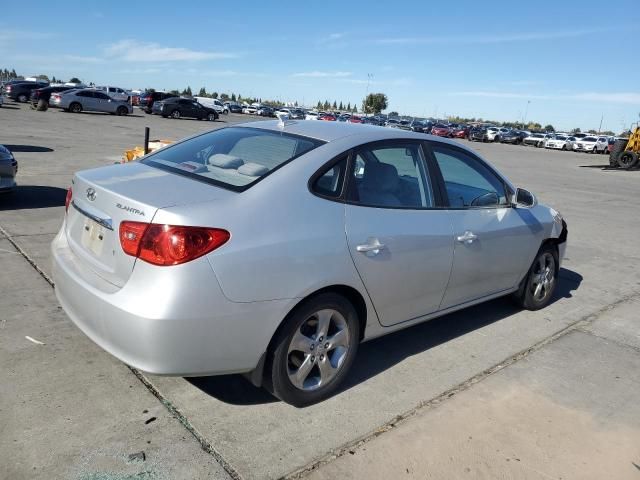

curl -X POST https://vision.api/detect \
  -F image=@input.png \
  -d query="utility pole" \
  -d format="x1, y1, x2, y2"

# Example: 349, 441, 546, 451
598, 114, 603, 134
522, 100, 530, 128
365, 73, 373, 95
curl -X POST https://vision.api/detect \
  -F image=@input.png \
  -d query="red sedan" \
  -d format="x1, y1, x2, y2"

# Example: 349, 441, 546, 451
319, 113, 337, 121
451, 126, 469, 139
431, 124, 451, 137
348, 116, 363, 124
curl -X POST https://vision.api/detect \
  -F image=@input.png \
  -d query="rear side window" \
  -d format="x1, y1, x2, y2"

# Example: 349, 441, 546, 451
312, 154, 348, 198
143, 127, 323, 191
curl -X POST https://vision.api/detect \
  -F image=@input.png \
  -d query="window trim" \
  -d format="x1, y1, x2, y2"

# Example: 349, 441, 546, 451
343, 139, 441, 211
423, 140, 513, 210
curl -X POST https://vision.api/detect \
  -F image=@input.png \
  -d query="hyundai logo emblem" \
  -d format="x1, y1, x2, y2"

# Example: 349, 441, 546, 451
86, 187, 96, 201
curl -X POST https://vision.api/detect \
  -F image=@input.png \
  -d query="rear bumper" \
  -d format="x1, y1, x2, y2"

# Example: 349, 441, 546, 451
52, 226, 292, 376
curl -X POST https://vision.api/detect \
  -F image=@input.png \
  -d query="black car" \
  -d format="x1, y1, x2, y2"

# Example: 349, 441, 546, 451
5, 82, 49, 102
152, 97, 219, 121
500, 130, 527, 144
138, 91, 177, 114
30, 86, 77, 108
469, 126, 488, 142
225, 103, 243, 113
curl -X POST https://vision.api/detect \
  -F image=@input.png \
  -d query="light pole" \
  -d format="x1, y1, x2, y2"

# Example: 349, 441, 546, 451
522, 100, 530, 129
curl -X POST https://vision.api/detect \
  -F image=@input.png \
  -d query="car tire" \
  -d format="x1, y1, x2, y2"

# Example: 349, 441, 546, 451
609, 138, 627, 167
116, 106, 128, 116
513, 244, 559, 311
170, 110, 181, 119
266, 293, 360, 407
17, 93, 28, 103
618, 151, 639, 170
207, 113, 216, 121
36, 99, 48, 111
70, 102, 82, 113
562, 145, 566, 151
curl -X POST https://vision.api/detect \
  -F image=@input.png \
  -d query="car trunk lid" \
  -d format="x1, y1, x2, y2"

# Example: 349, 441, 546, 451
66, 161, 233, 287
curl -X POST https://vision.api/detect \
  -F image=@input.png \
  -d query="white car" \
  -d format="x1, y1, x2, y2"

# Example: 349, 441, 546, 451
573, 136, 598, 153
523, 133, 548, 147
194, 97, 229, 115
94, 86, 131, 102
243, 105, 258, 114
305, 111, 320, 120
486, 127, 500, 141
595, 136, 610, 154
545, 135, 569, 150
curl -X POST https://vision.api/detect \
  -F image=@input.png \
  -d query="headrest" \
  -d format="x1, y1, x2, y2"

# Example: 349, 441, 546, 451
238, 162, 269, 177
208, 153, 243, 169
362, 162, 399, 193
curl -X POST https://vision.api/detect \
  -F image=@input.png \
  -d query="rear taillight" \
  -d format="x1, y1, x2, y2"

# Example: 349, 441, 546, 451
65, 187, 72, 212
119, 222, 230, 266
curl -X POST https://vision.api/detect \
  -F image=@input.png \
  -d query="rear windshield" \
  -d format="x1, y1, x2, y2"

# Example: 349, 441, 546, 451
142, 127, 324, 191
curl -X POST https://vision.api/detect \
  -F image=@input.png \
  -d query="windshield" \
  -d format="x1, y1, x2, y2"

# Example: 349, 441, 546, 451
583, 137, 597, 142
143, 127, 323, 191
532, 134, 543, 138
555, 136, 567, 140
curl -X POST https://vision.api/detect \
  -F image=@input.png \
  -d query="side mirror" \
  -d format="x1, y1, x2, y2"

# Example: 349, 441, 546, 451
513, 188, 536, 208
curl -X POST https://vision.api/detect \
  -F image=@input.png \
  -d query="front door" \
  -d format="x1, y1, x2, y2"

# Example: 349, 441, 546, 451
428, 143, 542, 309
344, 141, 454, 327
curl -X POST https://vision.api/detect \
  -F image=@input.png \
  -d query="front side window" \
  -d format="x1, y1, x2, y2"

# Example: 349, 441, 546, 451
431, 145, 508, 208
143, 127, 323, 190
347, 143, 434, 208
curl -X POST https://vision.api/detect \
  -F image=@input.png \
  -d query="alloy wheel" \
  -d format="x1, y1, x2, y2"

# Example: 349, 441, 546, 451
529, 252, 555, 303
286, 309, 350, 391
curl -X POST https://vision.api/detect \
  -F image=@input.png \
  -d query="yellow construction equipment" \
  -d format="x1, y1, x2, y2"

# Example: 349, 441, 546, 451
610, 124, 640, 169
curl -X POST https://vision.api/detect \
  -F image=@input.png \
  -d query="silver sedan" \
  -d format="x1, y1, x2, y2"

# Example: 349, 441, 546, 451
0, 145, 18, 191
55, 88, 132, 115
52, 121, 567, 406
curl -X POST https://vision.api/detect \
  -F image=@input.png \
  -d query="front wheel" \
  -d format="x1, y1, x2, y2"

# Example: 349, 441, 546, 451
116, 106, 128, 116
17, 93, 28, 103
207, 113, 217, 121
513, 245, 558, 311
267, 293, 360, 407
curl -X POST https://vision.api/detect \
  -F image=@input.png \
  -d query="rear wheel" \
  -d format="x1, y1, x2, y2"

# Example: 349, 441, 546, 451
116, 106, 128, 116
70, 102, 82, 113
170, 109, 181, 119
513, 245, 558, 311
618, 151, 639, 170
267, 293, 360, 407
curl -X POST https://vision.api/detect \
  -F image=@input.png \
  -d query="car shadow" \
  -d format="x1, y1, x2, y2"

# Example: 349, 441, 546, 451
4, 144, 54, 153
0, 185, 67, 210
0, 105, 20, 110
579, 164, 639, 172
187, 268, 583, 406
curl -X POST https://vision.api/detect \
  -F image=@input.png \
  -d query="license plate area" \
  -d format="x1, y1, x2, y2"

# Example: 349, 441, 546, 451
81, 218, 106, 256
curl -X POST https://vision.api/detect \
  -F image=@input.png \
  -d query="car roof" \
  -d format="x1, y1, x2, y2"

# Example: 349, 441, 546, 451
236, 119, 469, 145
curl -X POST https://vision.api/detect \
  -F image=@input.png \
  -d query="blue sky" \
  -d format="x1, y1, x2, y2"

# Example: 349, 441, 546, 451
2, 0, 639, 132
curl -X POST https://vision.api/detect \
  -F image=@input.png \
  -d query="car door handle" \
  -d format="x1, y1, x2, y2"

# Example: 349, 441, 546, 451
456, 231, 478, 244
356, 238, 386, 255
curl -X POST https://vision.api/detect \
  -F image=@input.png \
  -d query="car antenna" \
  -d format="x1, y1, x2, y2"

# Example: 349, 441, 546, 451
276, 112, 293, 129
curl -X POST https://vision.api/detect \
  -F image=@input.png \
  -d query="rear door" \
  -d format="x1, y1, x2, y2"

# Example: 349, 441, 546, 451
344, 140, 454, 326
427, 142, 541, 308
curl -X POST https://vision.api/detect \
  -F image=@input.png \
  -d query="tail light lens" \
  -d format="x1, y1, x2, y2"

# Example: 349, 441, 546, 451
65, 187, 73, 212
119, 222, 230, 266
